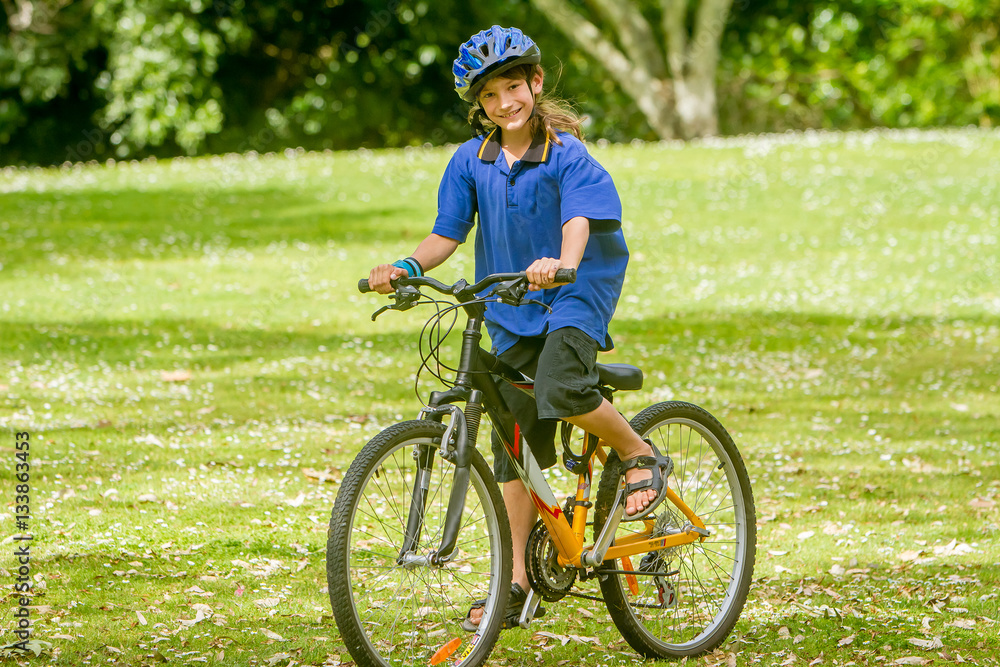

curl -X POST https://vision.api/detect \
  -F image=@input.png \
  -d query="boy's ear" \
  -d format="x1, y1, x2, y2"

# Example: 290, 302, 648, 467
531, 68, 544, 95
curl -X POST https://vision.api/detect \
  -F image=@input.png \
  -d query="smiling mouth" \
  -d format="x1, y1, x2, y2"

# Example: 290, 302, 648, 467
499, 108, 521, 119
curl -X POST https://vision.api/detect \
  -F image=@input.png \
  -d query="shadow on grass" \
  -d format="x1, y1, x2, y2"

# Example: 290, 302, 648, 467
1, 316, 420, 369
0, 187, 423, 268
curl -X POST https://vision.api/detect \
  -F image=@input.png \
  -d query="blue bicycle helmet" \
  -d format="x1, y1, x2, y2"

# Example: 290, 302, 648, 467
453, 25, 541, 102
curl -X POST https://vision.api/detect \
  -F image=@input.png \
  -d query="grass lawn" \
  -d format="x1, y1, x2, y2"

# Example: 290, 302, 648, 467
1, 128, 998, 666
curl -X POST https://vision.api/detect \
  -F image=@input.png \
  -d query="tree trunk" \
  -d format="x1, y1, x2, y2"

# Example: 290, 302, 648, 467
674, 0, 733, 138
532, 0, 733, 140
531, 0, 676, 139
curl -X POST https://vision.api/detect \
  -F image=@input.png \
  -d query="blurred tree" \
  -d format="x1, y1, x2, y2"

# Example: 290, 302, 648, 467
717, 0, 1000, 133
1, 0, 998, 165
530, 0, 733, 139
0, 0, 100, 152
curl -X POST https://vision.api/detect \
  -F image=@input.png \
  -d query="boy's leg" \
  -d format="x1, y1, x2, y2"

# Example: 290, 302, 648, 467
503, 478, 539, 592
533, 328, 658, 517
466, 478, 537, 627
562, 399, 658, 517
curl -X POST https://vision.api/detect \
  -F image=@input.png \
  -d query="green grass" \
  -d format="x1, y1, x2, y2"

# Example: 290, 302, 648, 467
1, 129, 999, 666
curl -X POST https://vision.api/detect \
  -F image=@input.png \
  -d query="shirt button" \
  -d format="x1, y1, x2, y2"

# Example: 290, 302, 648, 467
510, 178, 516, 185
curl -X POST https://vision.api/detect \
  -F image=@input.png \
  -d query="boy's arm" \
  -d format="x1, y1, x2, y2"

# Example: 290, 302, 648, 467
526, 216, 590, 290
368, 233, 460, 294
411, 233, 461, 273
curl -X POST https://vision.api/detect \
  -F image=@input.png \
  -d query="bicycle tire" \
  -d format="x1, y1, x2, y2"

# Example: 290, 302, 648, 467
594, 402, 756, 658
327, 420, 513, 667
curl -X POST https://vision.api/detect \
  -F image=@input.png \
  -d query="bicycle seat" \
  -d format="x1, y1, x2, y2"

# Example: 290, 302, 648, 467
597, 363, 643, 391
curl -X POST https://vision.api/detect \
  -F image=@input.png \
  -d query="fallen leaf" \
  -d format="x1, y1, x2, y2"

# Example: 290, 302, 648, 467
892, 658, 929, 666
134, 434, 164, 448
136, 611, 147, 626
178, 609, 207, 627
932, 540, 975, 557
255, 597, 280, 608
302, 467, 341, 484
838, 634, 855, 647
262, 629, 286, 641
907, 637, 944, 650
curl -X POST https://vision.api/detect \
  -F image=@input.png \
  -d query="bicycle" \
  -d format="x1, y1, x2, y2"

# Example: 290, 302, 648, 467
327, 269, 756, 667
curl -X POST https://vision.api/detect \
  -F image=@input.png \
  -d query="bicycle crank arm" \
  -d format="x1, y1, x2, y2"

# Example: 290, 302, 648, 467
582, 485, 626, 567
518, 588, 544, 629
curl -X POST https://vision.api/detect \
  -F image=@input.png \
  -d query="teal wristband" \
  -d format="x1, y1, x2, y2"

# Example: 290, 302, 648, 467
392, 258, 423, 277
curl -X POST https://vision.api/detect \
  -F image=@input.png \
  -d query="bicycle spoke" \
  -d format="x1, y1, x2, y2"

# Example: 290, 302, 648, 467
596, 403, 756, 658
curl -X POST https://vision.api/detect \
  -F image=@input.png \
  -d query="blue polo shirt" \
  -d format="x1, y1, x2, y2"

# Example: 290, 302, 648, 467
433, 128, 628, 353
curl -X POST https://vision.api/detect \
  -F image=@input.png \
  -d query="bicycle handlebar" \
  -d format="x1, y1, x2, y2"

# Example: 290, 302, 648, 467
358, 268, 577, 295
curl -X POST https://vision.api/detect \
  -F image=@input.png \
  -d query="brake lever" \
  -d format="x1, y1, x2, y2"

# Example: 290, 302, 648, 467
371, 285, 421, 321
489, 278, 529, 306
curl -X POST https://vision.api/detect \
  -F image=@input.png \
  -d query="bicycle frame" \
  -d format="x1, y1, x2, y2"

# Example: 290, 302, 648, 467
415, 293, 708, 573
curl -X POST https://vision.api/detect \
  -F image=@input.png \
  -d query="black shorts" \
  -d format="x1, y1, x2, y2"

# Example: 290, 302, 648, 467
490, 327, 604, 483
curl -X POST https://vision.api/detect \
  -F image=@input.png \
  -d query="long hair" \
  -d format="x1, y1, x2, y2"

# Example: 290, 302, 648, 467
467, 64, 584, 145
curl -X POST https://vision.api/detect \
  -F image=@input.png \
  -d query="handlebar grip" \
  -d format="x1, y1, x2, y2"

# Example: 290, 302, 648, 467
358, 279, 372, 293
554, 268, 577, 284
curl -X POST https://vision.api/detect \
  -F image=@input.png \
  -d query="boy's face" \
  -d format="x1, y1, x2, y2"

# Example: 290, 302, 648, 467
477, 71, 544, 138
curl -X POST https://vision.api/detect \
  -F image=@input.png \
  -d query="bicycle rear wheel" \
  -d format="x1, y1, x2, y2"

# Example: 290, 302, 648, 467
327, 420, 513, 667
594, 402, 756, 658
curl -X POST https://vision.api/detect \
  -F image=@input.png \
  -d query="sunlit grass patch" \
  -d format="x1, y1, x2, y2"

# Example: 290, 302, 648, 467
1, 129, 998, 665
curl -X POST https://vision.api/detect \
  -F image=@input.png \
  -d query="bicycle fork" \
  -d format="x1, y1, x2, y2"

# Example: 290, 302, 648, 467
398, 402, 479, 568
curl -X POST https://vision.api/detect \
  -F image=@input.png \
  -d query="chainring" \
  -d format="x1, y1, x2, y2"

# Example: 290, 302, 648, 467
525, 521, 576, 602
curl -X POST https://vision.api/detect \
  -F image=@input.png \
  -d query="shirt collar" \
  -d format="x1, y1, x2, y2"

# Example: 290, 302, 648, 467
476, 126, 552, 164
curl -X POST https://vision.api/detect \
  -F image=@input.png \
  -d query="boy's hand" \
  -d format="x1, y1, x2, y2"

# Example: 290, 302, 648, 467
368, 264, 409, 294
525, 257, 570, 292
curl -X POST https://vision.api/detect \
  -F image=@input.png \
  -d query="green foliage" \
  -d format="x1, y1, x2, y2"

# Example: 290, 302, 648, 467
719, 0, 1000, 133
92, 0, 249, 155
1, 0, 999, 163
0, 0, 99, 145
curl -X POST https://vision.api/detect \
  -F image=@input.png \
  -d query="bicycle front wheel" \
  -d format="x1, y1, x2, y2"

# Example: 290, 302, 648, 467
594, 402, 757, 658
327, 420, 513, 667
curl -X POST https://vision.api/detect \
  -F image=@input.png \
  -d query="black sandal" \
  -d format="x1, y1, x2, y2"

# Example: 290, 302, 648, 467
460, 583, 545, 632
620, 448, 673, 521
